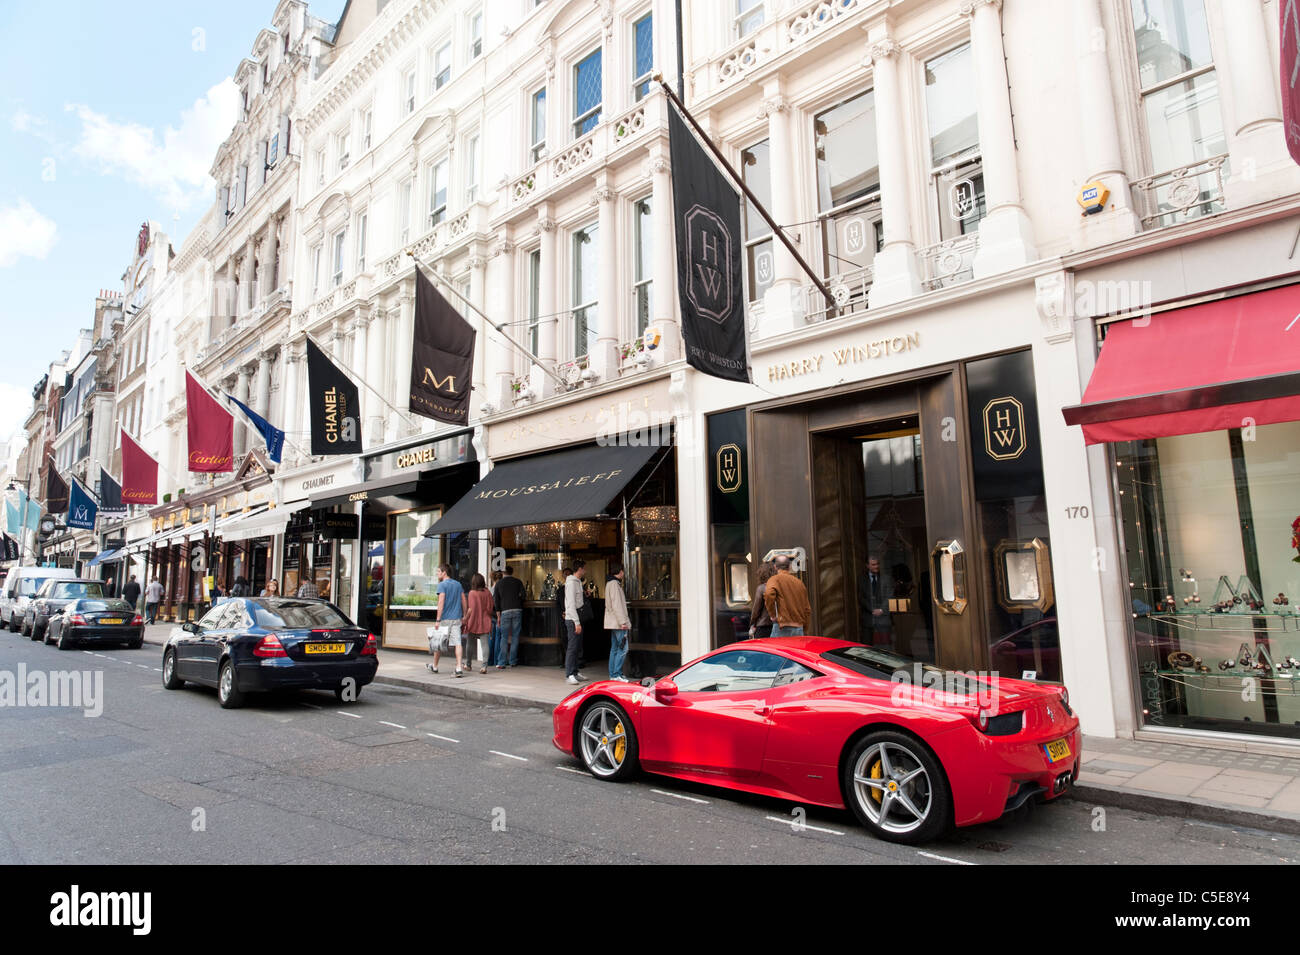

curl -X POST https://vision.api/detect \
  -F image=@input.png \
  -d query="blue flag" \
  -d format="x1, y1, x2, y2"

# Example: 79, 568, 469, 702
4, 499, 17, 535
67, 479, 98, 531
16, 489, 40, 532
226, 394, 285, 464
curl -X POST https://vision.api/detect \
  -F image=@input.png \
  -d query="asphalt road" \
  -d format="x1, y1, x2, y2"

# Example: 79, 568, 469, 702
1, 632, 1297, 865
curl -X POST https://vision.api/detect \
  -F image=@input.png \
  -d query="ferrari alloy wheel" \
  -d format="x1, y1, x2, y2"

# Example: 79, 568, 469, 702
578, 701, 638, 781
844, 731, 952, 845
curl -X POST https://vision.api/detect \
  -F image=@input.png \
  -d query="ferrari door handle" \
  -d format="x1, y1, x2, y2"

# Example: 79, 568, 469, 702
753, 703, 770, 716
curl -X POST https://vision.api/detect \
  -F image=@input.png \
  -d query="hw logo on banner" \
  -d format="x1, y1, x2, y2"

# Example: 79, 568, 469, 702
983, 397, 1027, 461
684, 204, 734, 324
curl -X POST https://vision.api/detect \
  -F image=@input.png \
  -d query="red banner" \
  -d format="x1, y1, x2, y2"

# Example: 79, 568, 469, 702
185, 371, 234, 473
121, 430, 159, 505
1284, 0, 1300, 166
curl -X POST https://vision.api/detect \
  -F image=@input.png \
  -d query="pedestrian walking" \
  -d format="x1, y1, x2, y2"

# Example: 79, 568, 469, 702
104, 575, 116, 598
564, 561, 589, 685
296, 578, 319, 598
764, 555, 812, 637
487, 570, 503, 666
465, 573, 495, 675
428, 564, 466, 677
493, 565, 526, 668
230, 576, 250, 597
748, 562, 774, 639
144, 575, 163, 624
122, 575, 141, 612
604, 565, 631, 681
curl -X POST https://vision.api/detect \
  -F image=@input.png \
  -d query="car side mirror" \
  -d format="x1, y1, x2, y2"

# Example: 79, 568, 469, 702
182, 621, 200, 634
654, 679, 679, 703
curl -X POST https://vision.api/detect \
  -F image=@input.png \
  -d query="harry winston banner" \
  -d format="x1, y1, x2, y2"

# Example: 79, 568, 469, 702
410, 267, 476, 425
667, 102, 750, 384
67, 479, 98, 531
99, 467, 126, 517
44, 459, 69, 515
305, 337, 363, 455
121, 430, 159, 505
185, 371, 234, 473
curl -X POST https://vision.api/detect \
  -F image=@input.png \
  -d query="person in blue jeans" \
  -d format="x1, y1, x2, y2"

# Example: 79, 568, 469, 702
604, 566, 631, 681
492, 566, 526, 668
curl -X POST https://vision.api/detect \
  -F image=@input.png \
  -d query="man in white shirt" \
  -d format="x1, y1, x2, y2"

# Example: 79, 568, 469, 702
564, 561, 587, 685
144, 576, 164, 625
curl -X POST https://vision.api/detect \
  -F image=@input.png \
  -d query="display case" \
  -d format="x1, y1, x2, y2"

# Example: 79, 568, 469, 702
628, 544, 678, 601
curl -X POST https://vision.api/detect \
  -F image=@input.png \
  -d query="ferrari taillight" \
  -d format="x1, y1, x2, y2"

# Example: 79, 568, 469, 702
253, 634, 288, 658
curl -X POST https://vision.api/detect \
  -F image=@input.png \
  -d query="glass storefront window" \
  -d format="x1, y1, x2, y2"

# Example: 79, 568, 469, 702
1117, 422, 1300, 739
390, 509, 443, 608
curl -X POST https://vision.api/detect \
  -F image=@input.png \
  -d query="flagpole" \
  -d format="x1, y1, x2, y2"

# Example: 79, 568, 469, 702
653, 74, 835, 311
407, 252, 568, 389
303, 331, 423, 431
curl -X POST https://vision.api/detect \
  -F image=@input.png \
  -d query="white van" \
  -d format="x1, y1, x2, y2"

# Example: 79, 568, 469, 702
1, 566, 78, 633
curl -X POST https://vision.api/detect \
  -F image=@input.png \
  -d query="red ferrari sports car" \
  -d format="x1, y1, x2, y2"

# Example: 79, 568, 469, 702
552, 637, 1081, 844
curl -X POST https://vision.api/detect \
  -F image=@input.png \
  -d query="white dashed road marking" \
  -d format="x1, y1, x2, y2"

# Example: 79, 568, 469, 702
490, 750, 528, 761
764, 815, 844, 836
379, 720, 407, 729
336, 710, 363, 719
917, 850, 976, 865
556, 766, 588, 776
652, 789, 710, 804
426, 733, 459, 743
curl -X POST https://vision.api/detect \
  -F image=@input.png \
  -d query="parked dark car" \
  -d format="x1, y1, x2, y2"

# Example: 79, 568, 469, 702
161, 597, 378, 708
25, 579, 107, 641
46, 598, 144, 650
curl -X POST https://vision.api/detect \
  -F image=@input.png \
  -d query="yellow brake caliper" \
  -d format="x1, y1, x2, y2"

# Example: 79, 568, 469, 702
870, 758, 884, 804
613, 721, 626, 763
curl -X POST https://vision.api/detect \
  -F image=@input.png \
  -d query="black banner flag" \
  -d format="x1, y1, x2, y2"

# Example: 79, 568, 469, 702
306, 337, 363, 455
667, 103, 750, 383
44, 459, 69, 515
410, 268, 476, 425
99, 467, 126, 517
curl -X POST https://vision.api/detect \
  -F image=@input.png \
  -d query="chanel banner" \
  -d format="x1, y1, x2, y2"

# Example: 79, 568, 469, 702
667, 103, 750, 383
306, 337, 363, 455
410, 267, 475, 425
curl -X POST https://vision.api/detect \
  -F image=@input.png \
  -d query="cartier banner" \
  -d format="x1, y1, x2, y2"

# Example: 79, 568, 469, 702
185, 371, 234, 473
306, 337, 363, 455
667, 102, 750, 384
120, 430, 158, 505
410, 267, 475, 425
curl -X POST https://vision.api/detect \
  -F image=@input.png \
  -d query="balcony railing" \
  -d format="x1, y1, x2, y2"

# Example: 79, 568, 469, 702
617, 335, 651, 374
800, 262, 875, 324
556, 354, 591, 390
1131, 154, 1228, 231
918, 233, 979, 292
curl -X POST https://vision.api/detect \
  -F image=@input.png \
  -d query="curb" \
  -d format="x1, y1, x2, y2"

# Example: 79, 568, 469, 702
1069, 781, 1300, 836
145, 631, 559, 713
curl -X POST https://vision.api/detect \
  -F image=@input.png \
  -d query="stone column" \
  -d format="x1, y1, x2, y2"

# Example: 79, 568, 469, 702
591, 179, 619, 380
649, 151, 681, 363
352, 307, 371, 436
468, 247, 488, 398
759, 81, 803, 333
364, 305, 387, 441
241, 248, 256, 316
964, 0, 1036, 278
487, 239, 516, 408
235, 366, 253, 458
866, 34, 922, 307
394, 287, 415, 437
532, 207, 559, 398
255, 352, 272, 419
1072, 0, 1140, 242
281, 340, 301, 464
1221, 0, 1300, 206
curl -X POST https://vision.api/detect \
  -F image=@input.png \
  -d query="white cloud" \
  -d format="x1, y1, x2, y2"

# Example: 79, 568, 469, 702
68, 79, 240, 211
0, 199, 58, 267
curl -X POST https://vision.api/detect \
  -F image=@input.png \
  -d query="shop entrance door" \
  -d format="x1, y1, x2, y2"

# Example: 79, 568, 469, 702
811, 418, 935, 660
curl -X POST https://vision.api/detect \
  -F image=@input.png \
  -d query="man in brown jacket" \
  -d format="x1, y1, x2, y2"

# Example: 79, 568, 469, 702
764, 555, 812, 636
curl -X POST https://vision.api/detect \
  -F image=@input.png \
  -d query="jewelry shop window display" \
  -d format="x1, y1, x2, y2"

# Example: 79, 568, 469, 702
384, 507, 443, 650
1117, 421, 1300, 739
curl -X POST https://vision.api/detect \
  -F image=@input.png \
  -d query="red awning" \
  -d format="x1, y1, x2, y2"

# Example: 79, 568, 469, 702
1062, 283, 1300, 444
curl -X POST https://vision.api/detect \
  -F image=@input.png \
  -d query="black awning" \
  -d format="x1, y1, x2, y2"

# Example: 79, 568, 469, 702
310, 478, 421, 509
424, 442, 665, 537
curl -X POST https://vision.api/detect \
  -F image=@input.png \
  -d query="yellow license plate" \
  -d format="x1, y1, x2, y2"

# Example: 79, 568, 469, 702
1044, 738, 1072, 763
304, 643, 346, 655
101, 618, 124, 625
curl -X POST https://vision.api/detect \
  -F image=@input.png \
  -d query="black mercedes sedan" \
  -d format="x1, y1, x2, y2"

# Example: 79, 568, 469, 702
25, 579, 108, 641
46, 598, 144, 650
161, 597, 378, 708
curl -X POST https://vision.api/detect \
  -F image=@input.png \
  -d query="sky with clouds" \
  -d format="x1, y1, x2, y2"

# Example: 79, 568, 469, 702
0, 0, 345, 447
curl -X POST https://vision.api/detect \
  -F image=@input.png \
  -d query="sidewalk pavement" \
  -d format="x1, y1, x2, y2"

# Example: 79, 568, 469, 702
140, 623, 1300, 832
